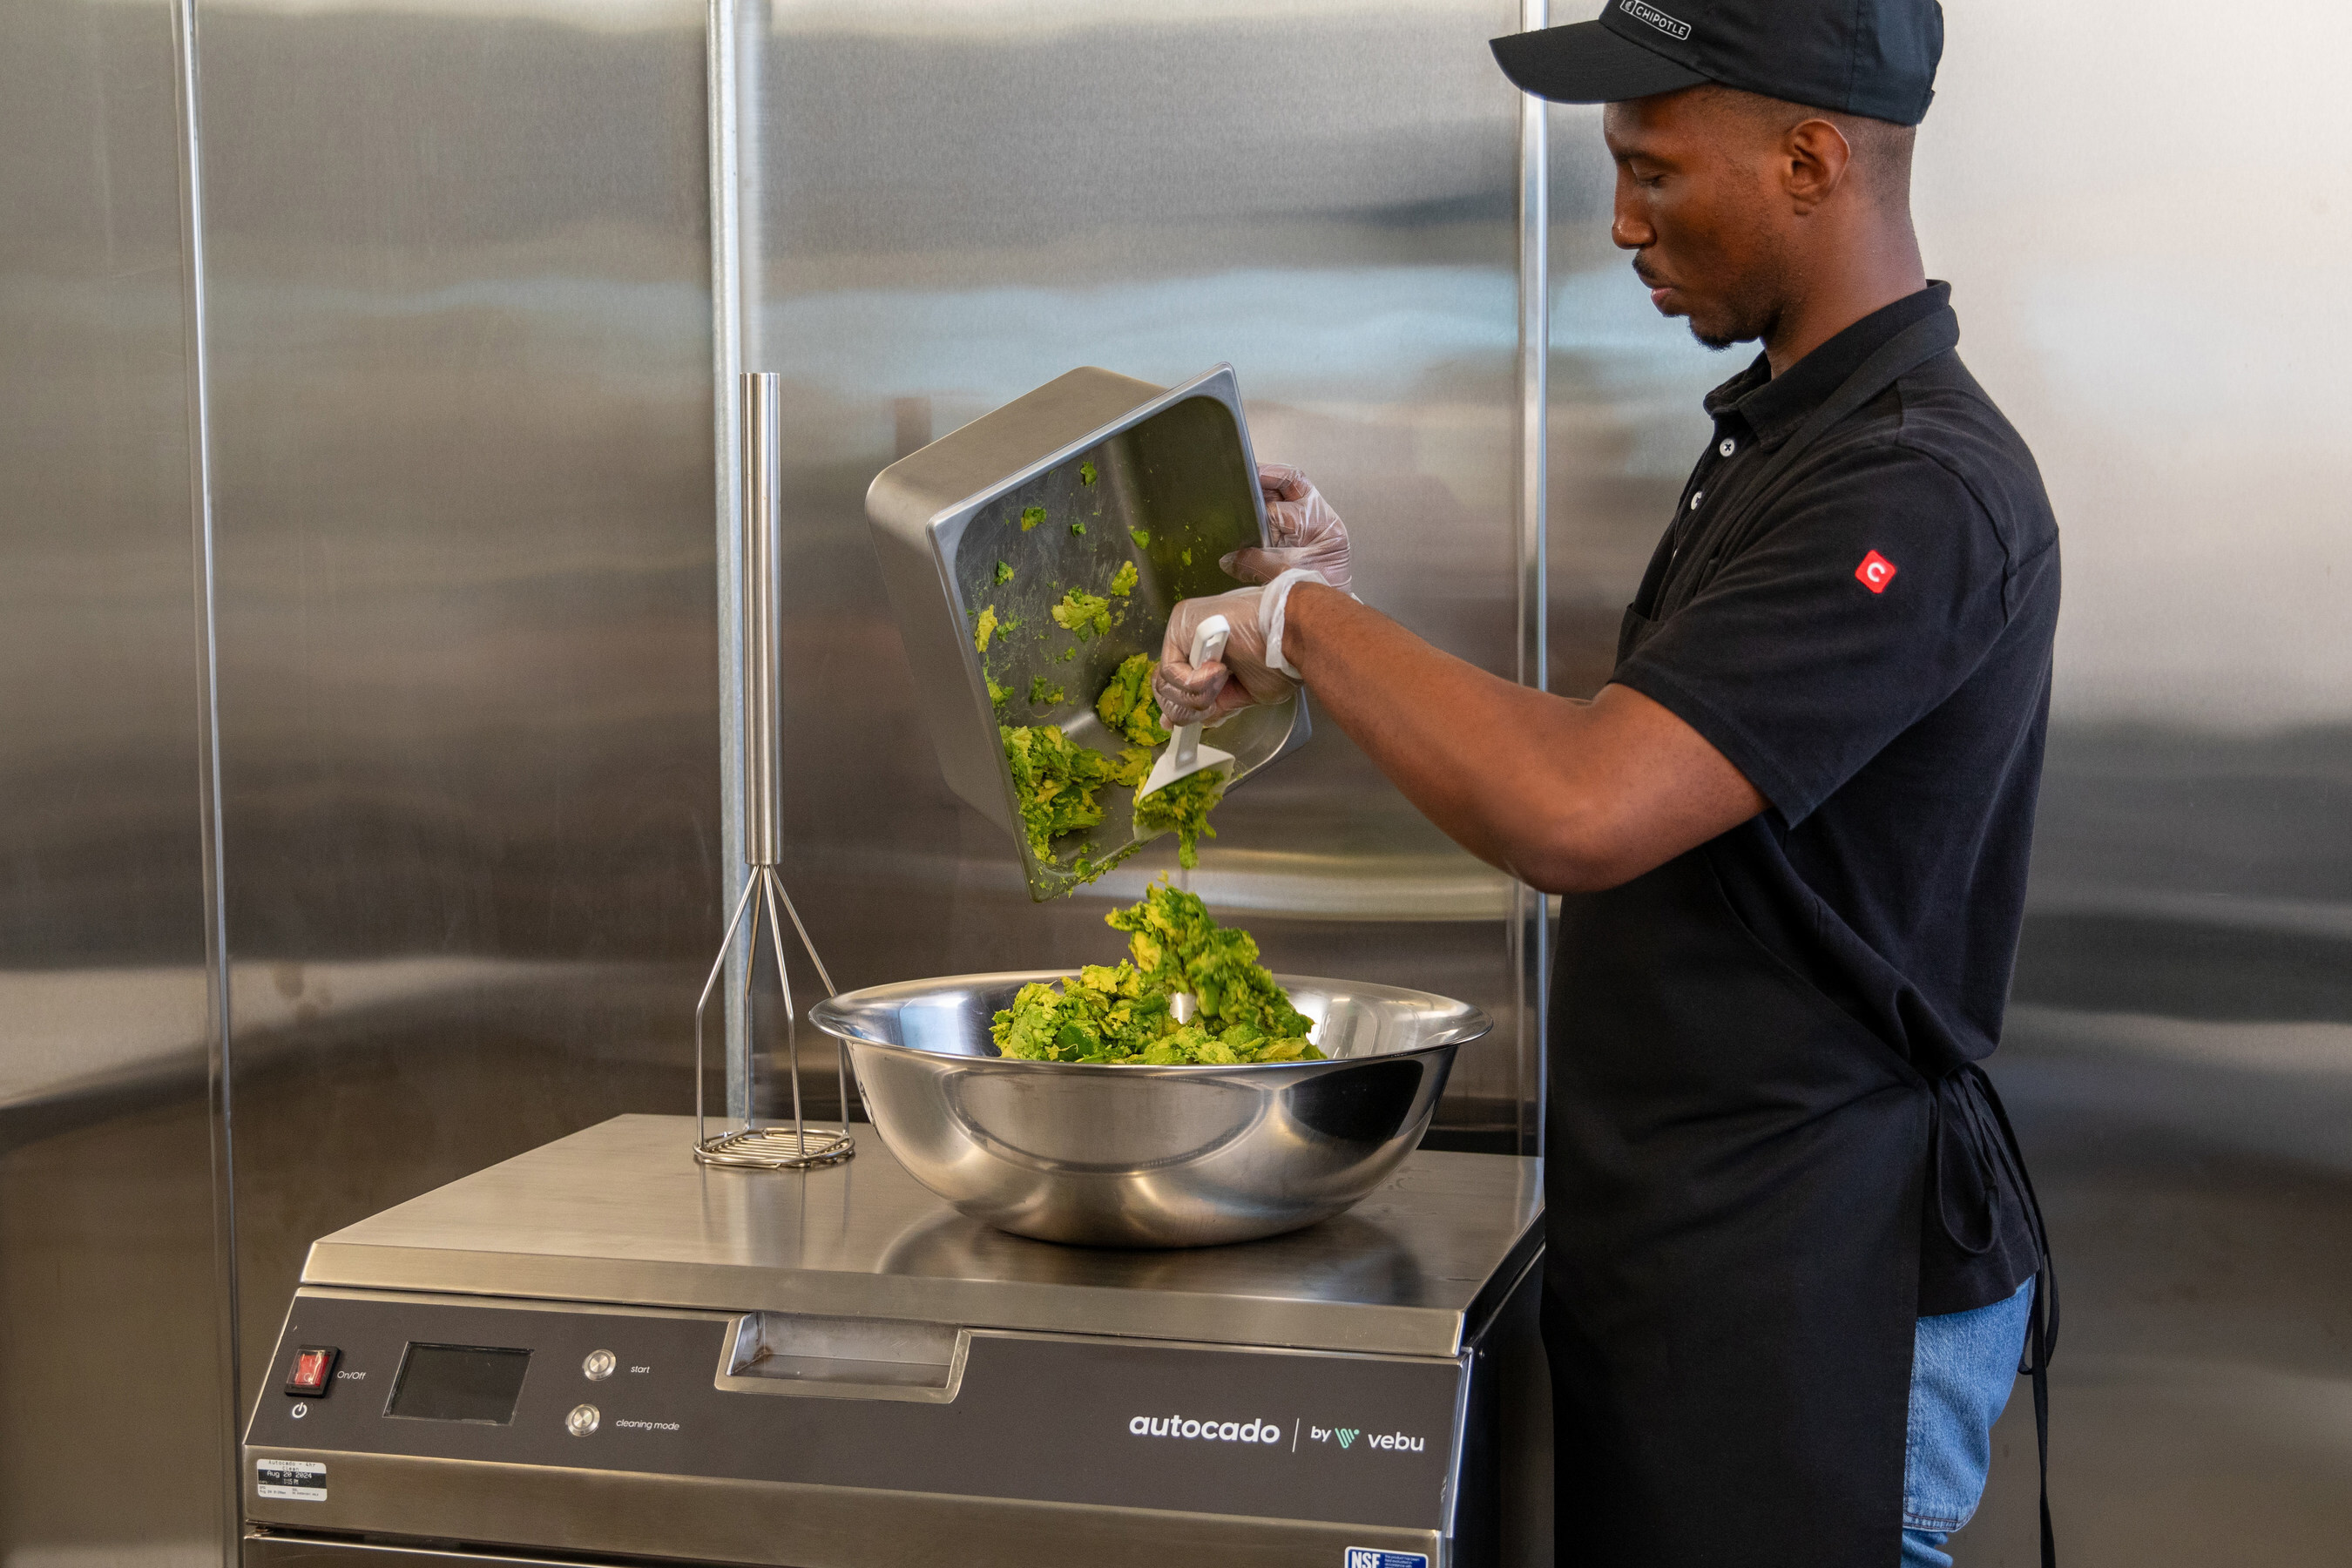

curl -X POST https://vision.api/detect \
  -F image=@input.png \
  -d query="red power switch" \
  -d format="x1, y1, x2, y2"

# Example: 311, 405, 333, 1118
286, 1347, 339, 1396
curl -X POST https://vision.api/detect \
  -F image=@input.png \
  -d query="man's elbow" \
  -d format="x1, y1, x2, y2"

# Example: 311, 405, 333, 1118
1518, 854, 1639, 897
1510, 805, 1645, 896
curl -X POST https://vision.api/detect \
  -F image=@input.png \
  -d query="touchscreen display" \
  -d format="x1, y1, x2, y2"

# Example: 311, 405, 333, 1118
386, 1343, 532, 1424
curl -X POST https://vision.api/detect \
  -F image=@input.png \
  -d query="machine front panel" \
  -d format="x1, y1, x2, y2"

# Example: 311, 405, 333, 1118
246, 1292, 1465, 1534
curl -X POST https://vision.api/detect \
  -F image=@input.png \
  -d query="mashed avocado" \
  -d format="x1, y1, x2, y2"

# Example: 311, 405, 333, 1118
1109, 882, 1315, 1042
1020, 505, 1046, 531
1079, 461, 1098, 485
1110, 560, 1139, 598
1109, 745, 1152, 787
988, 882, 1320, 1064
994, 561, 1014, 584
1030, 676, 1064, 706
1133, 766, 1226, 870
1051, 587, 1112, 638
1000, 724, 1119, 861
1095, 652, 1171, 747
974, 605, 1001, 653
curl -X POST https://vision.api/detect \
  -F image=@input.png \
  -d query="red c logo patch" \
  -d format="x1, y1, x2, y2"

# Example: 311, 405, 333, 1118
1855, 551, 1898, 594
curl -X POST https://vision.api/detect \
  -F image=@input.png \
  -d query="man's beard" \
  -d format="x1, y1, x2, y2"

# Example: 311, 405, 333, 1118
1683, 226, 1788, 352
1687, 285, 1780, 351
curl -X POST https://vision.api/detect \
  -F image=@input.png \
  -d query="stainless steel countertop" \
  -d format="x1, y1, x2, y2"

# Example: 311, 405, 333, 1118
302, 1114, 1543, 1357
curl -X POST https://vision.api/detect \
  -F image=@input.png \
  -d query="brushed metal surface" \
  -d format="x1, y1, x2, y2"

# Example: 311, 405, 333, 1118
246, 1535, 612, 1568
1511, 0, 1551, 1159
815, 971, 1481, 1245
240, 1452, 1442, 1568
740, 0, 1537, 1146
239, 1256, 1548, 1564
1958, 731, 2352, 1565
190, 0, 723, 1437
716, 1307, 969, 1402
7, 0, 2335, 1557
299, 1114, 1544, 1358
866, 363, 1308, 898
741, 371, 787, 868
0, 0, 232, 1563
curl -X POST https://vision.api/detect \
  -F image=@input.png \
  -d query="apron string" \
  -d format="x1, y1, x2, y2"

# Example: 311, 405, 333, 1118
1957, 1062, 2060, 1568
1925, 1073, 2005, 1258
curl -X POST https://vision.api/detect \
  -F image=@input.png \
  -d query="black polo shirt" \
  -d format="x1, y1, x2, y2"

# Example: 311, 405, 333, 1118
1610, 283, 2060, 1313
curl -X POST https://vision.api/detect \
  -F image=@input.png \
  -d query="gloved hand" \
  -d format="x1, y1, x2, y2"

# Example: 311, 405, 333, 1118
1152, 586, 1295, 730
1221, 463, 1352, 593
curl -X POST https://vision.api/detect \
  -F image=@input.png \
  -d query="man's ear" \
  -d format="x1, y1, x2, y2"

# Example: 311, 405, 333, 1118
1782, 118, 1854, 213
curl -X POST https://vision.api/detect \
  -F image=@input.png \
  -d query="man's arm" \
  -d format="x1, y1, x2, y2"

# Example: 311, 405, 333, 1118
1280, 583, 1766, 894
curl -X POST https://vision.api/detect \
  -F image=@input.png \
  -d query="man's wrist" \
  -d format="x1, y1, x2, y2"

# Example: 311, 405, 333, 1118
1280, 580, 1339, 668
1259, 569, 1331, 679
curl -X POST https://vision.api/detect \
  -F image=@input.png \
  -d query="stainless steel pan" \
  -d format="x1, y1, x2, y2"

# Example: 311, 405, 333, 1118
865, 365, 1308, 899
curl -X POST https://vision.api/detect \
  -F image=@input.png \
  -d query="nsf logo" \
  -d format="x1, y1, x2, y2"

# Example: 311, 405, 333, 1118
1344, 1551, 1430, 1568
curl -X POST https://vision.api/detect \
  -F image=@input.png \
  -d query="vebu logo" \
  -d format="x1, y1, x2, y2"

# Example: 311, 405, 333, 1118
1310, 1423, 1426, 1453
1129, 1412, 1283, 1443
1855, 550, 1899, 593
1620, 0, 1692, 41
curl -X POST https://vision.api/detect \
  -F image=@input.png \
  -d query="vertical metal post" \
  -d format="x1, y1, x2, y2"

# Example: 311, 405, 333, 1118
1511, 0, 1551, 1159
709, 0, 751, 1119
169, 0, 242, 1553
741, 372, 786, 871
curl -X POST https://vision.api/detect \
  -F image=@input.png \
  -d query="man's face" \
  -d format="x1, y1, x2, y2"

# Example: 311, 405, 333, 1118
1603, 91, 1793, 351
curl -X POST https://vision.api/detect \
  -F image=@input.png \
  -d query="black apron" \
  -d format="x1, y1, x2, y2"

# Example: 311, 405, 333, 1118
1543, 315, 2058, 1567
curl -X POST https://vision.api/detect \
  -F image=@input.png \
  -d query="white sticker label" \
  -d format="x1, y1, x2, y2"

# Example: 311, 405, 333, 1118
1344, 1551, 1429, 1568
255, 1457, 327, 1501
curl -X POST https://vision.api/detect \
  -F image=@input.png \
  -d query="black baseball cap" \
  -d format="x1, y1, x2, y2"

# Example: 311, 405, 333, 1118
1491, 0, 1944, 126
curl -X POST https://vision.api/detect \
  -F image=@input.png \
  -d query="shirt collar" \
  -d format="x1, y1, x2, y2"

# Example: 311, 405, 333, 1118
1703, 281, 1956, 449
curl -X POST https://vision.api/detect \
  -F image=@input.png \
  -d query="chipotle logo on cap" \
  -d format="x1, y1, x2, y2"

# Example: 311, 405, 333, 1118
1855, 551, 1898, 594
1619, 0, 1693, 41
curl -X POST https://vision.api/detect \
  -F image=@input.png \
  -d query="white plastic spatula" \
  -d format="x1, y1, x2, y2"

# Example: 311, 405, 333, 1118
1137, 613, 1234, 804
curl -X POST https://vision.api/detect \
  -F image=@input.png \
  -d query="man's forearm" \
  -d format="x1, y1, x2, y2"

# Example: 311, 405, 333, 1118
1280, 583, 1765, 893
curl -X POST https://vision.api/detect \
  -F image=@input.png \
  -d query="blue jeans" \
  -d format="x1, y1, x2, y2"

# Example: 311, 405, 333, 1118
1902, 1278, 2034, 1567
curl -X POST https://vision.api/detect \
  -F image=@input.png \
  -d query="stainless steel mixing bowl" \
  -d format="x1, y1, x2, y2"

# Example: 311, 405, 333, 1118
810, 971, 1489, 1248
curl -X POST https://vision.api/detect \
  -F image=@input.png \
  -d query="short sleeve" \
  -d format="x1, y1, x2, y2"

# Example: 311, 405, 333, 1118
1612, 444, 2013, 826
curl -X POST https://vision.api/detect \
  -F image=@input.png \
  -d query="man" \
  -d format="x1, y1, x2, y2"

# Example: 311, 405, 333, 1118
1155, 3, 2058, 1565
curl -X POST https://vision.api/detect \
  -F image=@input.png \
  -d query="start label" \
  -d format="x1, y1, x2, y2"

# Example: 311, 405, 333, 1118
255, 1457, 326, 1502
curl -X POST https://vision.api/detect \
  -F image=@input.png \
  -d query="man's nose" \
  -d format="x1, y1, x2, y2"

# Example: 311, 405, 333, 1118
1612, 206, 1652, 251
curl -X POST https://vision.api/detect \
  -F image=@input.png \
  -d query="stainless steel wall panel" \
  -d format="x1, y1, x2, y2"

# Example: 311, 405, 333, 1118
191, 0, 722, 1418
1965, 728, 2352, 1564
740, 0, 1537, 1146
0, 0, 229, 1561
1924, 5, 2352, 1558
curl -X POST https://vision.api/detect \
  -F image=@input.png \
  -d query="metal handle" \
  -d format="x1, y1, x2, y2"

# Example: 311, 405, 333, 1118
1170, 613, 1230, 774
741, 372, 784, 868
693, 373, 853, 1170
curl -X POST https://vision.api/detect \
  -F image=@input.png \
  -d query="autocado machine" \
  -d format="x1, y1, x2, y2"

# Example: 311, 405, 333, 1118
242, 369, 1551, 1568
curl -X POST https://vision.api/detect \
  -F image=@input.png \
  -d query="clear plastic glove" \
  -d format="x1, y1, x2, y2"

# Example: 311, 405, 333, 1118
1153, 587, 1295, 730
1220, 463, 1352, 593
